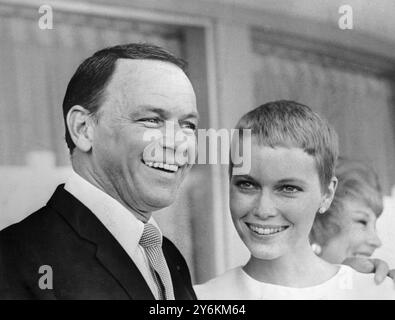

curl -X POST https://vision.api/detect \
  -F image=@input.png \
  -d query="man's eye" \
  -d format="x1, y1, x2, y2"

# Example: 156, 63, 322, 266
139, 118, 162, 126
236, 181, 255, 190
280, 185, 301, 193
181, 122, 197, 131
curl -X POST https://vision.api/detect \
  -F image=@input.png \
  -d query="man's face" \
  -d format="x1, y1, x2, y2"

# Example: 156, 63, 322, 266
90, 59, 198, 220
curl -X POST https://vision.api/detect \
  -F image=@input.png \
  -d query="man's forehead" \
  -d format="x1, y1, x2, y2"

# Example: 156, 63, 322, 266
112, 58, 183, 79
103, 58, 197, 116
107, 58, 193, 92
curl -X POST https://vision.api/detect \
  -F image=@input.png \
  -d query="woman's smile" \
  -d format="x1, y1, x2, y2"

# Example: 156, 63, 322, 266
246, 222, 290, 237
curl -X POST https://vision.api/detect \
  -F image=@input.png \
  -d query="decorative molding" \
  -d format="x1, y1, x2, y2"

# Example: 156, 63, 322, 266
0, 2, 183, 38
0, 0, 214, 28
3, 0, 395, 65
252, 28, 395, 80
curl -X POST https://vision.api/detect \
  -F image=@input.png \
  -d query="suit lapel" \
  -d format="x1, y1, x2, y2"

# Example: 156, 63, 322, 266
163, 238, 196, 300
48, 185, 155, 300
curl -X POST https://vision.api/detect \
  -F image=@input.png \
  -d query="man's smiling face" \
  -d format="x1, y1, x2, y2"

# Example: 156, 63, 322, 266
90, 59, 198, 220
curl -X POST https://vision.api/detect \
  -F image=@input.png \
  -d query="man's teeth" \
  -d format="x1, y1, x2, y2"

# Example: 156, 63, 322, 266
249, 225, 288, 235
145, 161, 179, 172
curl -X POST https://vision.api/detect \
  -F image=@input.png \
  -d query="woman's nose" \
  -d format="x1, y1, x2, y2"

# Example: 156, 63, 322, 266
368, 231, 382, 249
255, 192, 278, 219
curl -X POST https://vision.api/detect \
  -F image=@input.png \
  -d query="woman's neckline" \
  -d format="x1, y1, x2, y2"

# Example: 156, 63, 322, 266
240, 263, 343, 289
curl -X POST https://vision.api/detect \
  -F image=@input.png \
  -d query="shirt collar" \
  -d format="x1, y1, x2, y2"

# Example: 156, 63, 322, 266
64, 170, 161, 256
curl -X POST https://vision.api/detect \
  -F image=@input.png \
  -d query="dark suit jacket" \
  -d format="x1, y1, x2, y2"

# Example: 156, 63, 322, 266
0, 185, 196, 300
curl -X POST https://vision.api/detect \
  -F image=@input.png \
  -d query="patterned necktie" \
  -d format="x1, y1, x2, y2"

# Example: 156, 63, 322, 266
139, 223, 175, 300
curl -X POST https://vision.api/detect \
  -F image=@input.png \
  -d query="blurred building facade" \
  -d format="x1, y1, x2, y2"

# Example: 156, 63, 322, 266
0, 0, 395, 284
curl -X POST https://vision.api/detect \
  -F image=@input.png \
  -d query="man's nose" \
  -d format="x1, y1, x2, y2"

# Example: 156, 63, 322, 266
159, 121, 187, 150
157, 121, 194, 166
254, 191, 278, 219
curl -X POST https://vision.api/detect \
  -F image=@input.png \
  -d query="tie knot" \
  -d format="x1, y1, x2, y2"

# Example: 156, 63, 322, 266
139, 223, 162, 248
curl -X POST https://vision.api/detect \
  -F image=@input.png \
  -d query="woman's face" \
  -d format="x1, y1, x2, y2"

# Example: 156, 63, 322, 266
321, 199, 382, 264
230, 142, 336, 261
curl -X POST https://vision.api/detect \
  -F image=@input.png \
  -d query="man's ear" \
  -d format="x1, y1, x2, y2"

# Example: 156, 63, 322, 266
321, 176, 338, 213
66, 105, 95, 152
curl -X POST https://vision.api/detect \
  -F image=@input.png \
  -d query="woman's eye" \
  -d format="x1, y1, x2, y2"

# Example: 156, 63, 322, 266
356, 220, 368, 227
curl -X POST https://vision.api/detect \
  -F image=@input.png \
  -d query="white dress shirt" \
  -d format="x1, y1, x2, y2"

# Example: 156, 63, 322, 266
64, 170, 163, 299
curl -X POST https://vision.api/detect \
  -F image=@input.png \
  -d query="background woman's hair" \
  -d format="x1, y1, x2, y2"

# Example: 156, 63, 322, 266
310, 157, 383, 246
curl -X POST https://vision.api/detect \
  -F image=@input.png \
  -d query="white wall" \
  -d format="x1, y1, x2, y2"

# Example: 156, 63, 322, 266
0, 152, 72, 230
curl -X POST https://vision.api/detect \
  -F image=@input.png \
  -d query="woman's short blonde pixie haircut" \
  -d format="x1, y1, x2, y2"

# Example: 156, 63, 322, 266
230, 100, 339, 190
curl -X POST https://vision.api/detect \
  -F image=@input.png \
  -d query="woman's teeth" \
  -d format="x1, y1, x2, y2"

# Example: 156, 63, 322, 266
144, 161, 179, 172
248, 224, 288, 235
